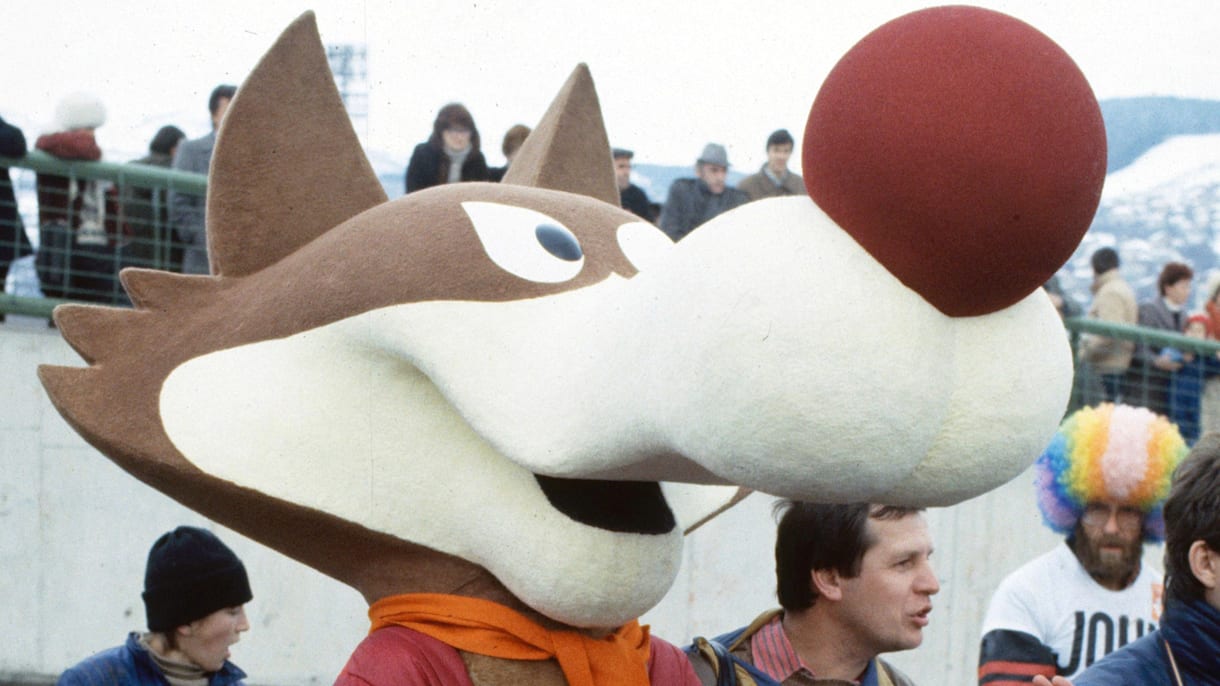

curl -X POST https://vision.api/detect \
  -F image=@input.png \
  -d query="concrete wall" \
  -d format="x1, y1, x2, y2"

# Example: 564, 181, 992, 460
0, 318, 1161, 686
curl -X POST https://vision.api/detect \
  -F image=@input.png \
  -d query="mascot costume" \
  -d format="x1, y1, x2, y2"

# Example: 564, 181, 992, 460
38, 5, 1106, 685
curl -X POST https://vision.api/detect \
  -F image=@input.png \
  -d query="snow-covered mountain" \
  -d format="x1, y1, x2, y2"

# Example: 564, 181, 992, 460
12, 96, 1220, 310
1058, 131, 1220, 311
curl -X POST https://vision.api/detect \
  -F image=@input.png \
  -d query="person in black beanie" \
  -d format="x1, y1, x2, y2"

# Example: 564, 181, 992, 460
57, 526, 253, 686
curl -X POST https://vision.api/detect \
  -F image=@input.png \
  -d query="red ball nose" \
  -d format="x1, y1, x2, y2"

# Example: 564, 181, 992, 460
803, 6, 1106, 317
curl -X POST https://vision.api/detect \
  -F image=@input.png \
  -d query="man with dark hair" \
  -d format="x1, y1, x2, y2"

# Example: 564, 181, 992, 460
612, 147, 653, 221
171, 84, 237, 274
978, 403, 1187, 683
1037, 431, 1220, 686
737, 129, 806, 202
686, 501, 935, 685
1127, 261, 1194, 416
58, 526, 253, 685
1078, 247, 1137, 402
122, 125, 187, 271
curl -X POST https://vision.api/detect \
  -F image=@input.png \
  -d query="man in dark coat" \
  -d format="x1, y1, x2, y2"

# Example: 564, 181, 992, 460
171, 85, 236, 275
613, 148, 653, 222
0, 115, 31, 315
659, 143, 748, 242
122, 125, 186, 271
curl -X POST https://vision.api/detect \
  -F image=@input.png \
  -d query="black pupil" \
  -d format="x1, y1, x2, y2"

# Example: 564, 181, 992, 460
535, 224, 582, 261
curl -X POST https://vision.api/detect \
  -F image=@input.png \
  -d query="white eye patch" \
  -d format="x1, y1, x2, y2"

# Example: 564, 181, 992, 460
617, 221, 673, 273
462, 201, 584, 283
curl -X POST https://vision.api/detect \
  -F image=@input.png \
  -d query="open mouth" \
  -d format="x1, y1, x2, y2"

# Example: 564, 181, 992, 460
534, 475, 675, 534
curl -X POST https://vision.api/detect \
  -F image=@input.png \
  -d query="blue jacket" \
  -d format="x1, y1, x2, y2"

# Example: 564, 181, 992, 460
57, 632, 246, 686
1074, 598, 1220, 686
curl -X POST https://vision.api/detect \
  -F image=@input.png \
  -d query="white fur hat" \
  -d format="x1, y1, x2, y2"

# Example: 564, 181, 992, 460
54, 92, 107, 131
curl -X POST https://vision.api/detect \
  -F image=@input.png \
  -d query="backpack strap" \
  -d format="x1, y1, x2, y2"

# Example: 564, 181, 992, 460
689, 636, 741, 686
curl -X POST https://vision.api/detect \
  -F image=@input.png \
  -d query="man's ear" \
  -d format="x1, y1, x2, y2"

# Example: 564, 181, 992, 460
811, 567, 844, 602
1188, 540, 1219, 589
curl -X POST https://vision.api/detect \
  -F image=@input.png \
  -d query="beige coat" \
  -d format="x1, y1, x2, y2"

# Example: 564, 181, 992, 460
1079, 268, 1137, 373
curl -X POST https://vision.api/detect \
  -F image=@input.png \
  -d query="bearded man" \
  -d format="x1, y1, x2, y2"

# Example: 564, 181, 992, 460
977, 403, 1188, 683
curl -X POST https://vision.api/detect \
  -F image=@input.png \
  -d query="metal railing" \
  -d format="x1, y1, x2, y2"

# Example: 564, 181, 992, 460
1065, 316, 1220, 441
2, 154, 1218, 439
0, 150, 206, 317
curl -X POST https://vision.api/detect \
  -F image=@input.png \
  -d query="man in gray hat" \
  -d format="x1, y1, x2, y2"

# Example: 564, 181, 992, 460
659, 142, 749, 242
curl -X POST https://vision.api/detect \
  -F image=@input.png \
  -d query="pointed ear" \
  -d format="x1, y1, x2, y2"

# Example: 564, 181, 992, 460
1188, 540, 1219, 590
206, 11, 387, 277
502, 64, 618, 206
811, 567, 844, 602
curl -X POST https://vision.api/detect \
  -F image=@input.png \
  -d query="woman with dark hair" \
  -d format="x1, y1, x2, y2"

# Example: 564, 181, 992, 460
404, 103, 490, 194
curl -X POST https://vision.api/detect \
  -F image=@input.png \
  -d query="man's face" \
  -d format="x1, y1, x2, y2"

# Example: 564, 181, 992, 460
1073, 501, 1145, 589
834, 513, 939, 655
766, 143, 793, 176
698, 163, 728, 194
614, 156, 632, 191
177, 605, 250, 672
211, 97, 232, 131
1165, 278, 1192, 306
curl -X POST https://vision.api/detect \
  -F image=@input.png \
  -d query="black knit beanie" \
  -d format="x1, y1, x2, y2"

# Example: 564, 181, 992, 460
142, 526, 253, 632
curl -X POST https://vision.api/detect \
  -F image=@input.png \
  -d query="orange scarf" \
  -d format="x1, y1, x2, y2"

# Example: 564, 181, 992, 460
369, 593, 651, 686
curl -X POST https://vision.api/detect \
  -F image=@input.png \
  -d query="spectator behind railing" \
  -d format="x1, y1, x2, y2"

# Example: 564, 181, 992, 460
405, 102, 491, 194
659, 142, 749, 242
1128, 261, 1194, 417
487, 123, 530, 182
737, 128, 807, 202
1166, 313, 1220, 444
171, 84, 236, 275
0, 114, 31, 320
1077, 247, 1137, 404
1198, 273, 1220, 434
120, 125, 186, 273
34, 92, 126, 305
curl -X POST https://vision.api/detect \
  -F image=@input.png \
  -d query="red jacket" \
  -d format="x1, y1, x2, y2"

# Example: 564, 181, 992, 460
335, 625, 701, 685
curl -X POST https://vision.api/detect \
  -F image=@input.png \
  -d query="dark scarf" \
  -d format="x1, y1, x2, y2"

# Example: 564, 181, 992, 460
1160, 598, 1220, 679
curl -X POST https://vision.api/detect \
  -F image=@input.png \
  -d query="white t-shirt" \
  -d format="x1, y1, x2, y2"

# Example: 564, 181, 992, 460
979, 543, 1163, 680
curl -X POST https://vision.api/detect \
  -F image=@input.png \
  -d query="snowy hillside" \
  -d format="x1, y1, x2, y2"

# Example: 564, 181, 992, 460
1059, 132, 1220, 310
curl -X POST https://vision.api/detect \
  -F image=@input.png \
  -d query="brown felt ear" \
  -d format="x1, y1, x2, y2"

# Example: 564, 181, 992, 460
502, 64, 618, 206
205, 11, 387, 277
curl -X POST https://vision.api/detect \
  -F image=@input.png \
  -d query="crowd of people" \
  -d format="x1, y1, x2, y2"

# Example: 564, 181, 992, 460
0, 94, 808, 308
49, 403, 1219, 685
5, 92, 1218, 686
1073, 246, 1220, 444
0, 86, 235, 306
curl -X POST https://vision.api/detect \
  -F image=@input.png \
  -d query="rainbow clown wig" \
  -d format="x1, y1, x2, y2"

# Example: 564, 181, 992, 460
1035, 403, 1188, 542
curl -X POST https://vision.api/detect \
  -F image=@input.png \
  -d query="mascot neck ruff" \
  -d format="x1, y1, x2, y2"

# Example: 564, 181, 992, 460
39, 6, 1106, 685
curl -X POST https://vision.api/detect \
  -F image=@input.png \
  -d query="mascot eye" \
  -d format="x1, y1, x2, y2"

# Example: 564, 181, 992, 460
617, 221, 673, 273
462, 201, 585, 283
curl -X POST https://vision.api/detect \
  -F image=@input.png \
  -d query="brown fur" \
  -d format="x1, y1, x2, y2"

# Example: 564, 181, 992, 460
37, 12, 638, 613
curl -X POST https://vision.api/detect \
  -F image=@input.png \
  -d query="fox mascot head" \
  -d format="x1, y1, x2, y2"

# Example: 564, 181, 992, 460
39, 6, 1105, 685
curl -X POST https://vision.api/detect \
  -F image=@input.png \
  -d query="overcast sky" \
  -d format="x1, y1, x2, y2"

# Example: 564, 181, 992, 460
8, 1, 1220, 173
